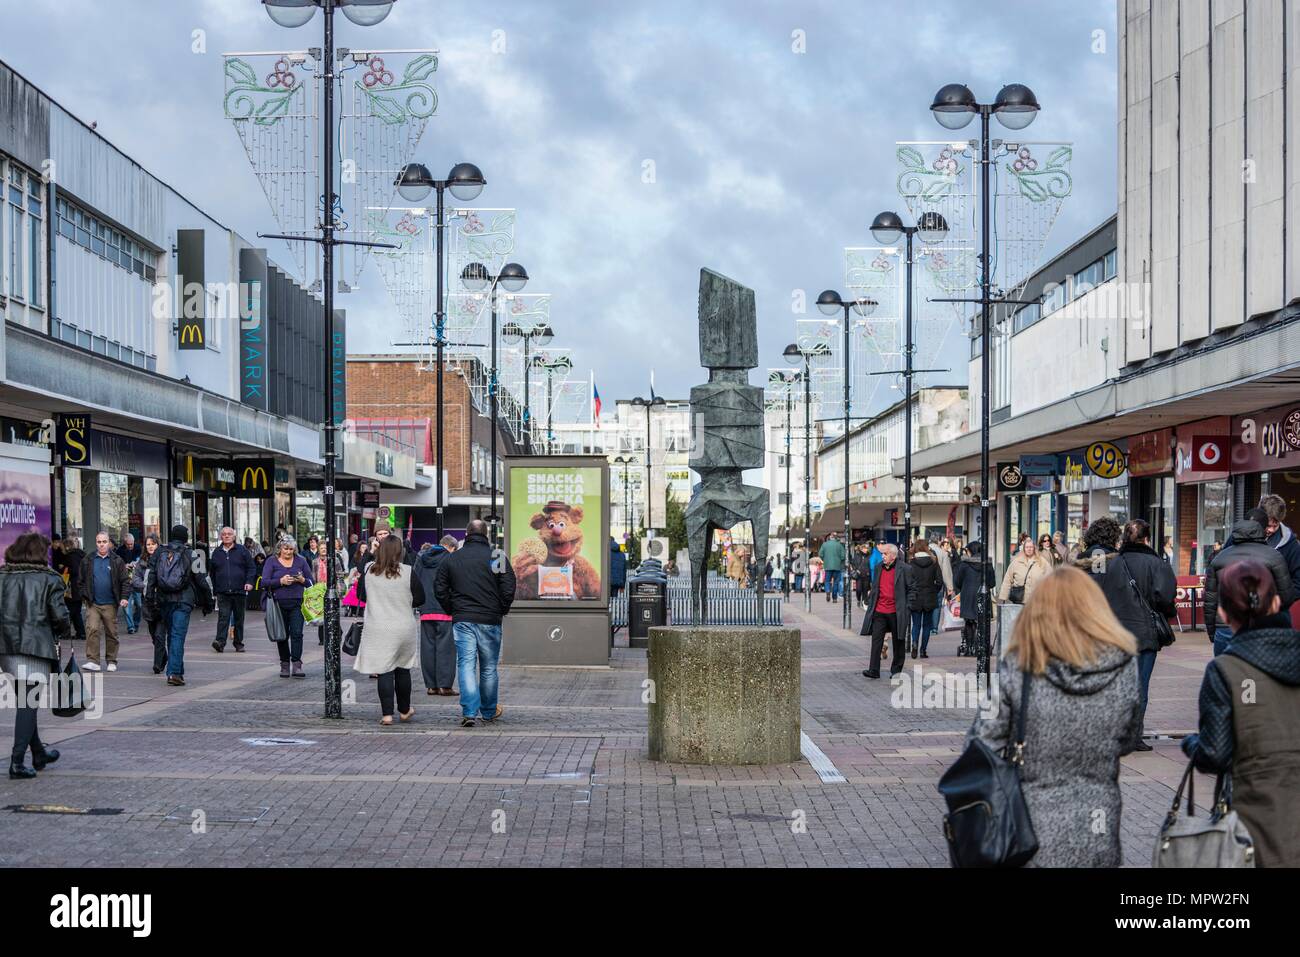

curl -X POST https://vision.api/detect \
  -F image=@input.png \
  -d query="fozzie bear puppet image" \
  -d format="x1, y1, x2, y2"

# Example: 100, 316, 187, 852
512, 499, 602, 599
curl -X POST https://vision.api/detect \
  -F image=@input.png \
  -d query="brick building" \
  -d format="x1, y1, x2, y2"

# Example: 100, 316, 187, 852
346, 354, 523, 540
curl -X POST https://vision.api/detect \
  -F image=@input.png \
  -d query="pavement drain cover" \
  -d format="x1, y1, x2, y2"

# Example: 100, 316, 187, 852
725, 812, 793, 823
240, 737, 316, 747
164, 805, 269, 825
4, 804, 123, 816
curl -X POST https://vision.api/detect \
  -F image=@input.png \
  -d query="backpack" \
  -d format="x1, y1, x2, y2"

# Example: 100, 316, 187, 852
156, 544, 190, 594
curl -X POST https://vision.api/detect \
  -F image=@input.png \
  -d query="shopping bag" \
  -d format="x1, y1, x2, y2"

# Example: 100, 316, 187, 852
51, 650, 95, 718
301, 582, 326, 626
341, 579, 362, 607
264, 595, 288, 643
941, 596, 962, 632
342, 621, 364, 657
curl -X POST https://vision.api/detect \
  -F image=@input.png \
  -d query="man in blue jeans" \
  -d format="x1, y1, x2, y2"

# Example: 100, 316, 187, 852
148, 525, 214, 688
432, 519, 516, 728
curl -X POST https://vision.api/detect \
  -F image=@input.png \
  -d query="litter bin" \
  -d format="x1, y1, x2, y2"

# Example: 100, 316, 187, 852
628, 560, 668, 649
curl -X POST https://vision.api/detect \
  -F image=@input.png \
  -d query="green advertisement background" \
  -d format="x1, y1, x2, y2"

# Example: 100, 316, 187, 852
508, 465, 604, 599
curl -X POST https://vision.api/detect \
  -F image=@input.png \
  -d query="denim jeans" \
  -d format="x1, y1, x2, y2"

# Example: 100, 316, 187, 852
161, 601, 193, 677
124, 590, 142, 632
793, 574, 804, 592
276, 603, 305, 663
1212, 623, 1233, 657
825, 569, 842, 599
1136, 649, 1157, 733
910, 610, 933, 654
931, 603, 942, 634
453, 621, 502, 719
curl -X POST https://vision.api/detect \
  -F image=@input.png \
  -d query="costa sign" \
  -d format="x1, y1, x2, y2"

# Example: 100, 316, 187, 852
1231, 405, 1300, 473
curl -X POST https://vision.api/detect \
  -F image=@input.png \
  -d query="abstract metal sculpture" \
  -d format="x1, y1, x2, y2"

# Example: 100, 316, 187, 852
686, 268, 770, 624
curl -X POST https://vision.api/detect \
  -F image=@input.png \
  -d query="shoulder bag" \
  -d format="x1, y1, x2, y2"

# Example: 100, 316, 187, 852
342, 621, 364, 657
263, 593, 288, 644
1153, 761, 1254, 867
50, 641, 96, 718
1117, 555, 1176, 648
937, 669, 1038, 867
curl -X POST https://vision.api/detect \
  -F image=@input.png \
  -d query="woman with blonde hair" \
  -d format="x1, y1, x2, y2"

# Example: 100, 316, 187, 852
966, 565, 1139, 867
355, 536, 424, 726
998, 536, 1050, 604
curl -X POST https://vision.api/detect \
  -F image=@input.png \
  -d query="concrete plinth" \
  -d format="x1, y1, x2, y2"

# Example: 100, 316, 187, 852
646, 626, 801, 765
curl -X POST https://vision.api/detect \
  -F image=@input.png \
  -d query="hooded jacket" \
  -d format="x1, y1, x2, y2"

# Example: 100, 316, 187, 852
967, 645, 1139, 867
1074, 542, 1177, 655
1203, 520, 1294, 631
953, 555, 994, 622
432, 532, 516, 626
412, 544, 451, 617
609, 540, 628, 589
1182, 613, 1300, 866
908, 551, 941, 612
929, 541, 954, 593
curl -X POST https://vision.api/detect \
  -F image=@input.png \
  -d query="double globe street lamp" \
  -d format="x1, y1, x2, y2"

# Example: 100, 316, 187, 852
783, 342, 818, 613
393, 161, 486, 538
928, 81, 1040, 684
501, 320, 554, 453
532, 352, 573, 455
461, 261, 529, 546
630, 395, 666, 531
813, 290, 877, 632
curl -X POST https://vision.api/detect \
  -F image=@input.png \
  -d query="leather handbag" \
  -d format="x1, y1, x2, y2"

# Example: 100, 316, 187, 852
1007, 584, 1025, 604
51, 644, 95, 718
263, 595, 288, 644
342, 621, 364, 657
938, 670, 1038, 867
1117, 555, 1176, 648
1153, 761, 1255, 868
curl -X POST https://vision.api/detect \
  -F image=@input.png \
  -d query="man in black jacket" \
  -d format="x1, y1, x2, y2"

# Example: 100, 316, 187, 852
860, 544, 910, 679
1101, 520, 1177, 751
148, 524, 216, 688
432, 519, 516, 727
210, 526, 256, 653
414, 536, 458, 697
79, 531, 131, 672
1204, 512, 1294, 656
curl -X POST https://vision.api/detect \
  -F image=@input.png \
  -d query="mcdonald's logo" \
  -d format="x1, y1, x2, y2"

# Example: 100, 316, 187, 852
178, 319, 205, 350
241, 466, 268, 490
236, 458, 275, 498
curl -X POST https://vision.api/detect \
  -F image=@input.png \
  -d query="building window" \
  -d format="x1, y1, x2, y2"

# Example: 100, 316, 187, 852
27, 177, 42, 308
1040, 281, 1066, 317
1013, 302, 1041, 333
8, 167, 24, 301
1103, 248, 1117, 281
55, 195, 157, 284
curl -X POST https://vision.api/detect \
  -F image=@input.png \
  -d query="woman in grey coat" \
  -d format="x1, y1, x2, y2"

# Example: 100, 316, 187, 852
966, 565, 1140, 867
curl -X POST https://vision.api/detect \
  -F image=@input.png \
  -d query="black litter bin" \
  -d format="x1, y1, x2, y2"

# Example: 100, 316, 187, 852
627, 561, 668, 649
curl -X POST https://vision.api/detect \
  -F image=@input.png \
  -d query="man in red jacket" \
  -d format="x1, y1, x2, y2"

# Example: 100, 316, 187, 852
860, 544, 911, 680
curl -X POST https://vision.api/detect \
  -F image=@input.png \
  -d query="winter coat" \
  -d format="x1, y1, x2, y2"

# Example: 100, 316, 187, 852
412, 545, 451, 617
210, 542, 257, 595
78, 550, 130, 605
930, 542, 954, 593
355, 564, 423, 675
997, 552, 1051, 603
0, 563, 73, 667
1203, 520, 1294, 631
849, 550, 873, 583
818, 538, 846, 572
860, 560, 910, 633
610, 541, 628, 589
953, 557, 994, 622
261, 554, 315, 607
1182, 612, 1300, 867
432, 532, 516, 626
146, 539, 216, 612
1224, 522, 1300, 610
908, 552, 941, 612
967, 646, 1140, 867
1095, 543, 1177, 654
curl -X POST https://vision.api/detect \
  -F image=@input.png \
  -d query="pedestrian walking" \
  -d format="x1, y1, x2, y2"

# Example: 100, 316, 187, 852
133, 533, 167, 673
907, 539, 941, 659
1052, 530, 1069, 565
818, 532, 847, 603
1256, 494, 1300, 600
432, 518, 516, 728
1181, 559, 1300, 867
1204, 511, 1294, 655
116, 533, 142, 634
313, 539, 345, 586
609, 537, 627, 597
1037, 534, 1059, 568
355, 536, 424, 725
850, 543, 873, 609
860, 543, 910, 679
261, 538, 314, 678
147, 525, 215, 687
78, 531, 130, 673
414, 535, 458, 697
953, 542, 994, 656
1, 533, 73, 780
58, 537, 87, 643
998, 537, 1050, 605
929, 537, 955, 635
965, 565, 1140, 867
210, 526, 256, 653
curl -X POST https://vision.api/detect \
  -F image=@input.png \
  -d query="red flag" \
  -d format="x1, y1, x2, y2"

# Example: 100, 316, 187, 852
592, 381, 602, 427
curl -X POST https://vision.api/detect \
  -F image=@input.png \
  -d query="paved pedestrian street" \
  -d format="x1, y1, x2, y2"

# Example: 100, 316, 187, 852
0, 602, 1218, 868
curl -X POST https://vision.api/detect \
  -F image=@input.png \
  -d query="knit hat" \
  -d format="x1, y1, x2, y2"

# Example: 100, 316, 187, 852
169, 524, 189, 544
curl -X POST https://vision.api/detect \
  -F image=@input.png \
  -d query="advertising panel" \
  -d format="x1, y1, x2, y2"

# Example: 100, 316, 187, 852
507, 464, 605, 601
0, 457, 52, 561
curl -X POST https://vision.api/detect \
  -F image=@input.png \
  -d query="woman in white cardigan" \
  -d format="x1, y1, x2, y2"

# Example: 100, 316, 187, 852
354, 537, 424, 726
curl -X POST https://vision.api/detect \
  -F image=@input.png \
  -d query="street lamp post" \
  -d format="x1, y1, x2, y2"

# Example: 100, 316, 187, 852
394, 161, 487, 538
630, 395, 665, 531
532, 352, 572, 454
261, 0, 399, 720
814, 290, 877, 631
783, 343, 813, 614
928, 81, 1040, 684
613, 455, 634, 539
502, 320, 554, 453
868, 210, 950, 546
461, 260, 529, 548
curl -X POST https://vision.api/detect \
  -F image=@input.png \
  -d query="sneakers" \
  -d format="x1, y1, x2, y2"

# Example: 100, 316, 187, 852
107, 662, 117, 672
481, 704, 503, 724
291, 661, 305, 678
234, 644, 245, 653
83, 661, 101, 672
459, 716, 476, 728
212, 640, 224, 653
1134, 741, 1154, 752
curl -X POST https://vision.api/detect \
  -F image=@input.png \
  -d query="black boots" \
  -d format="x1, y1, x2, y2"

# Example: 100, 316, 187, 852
9, 761, 36, 780
32, 748, 59, 770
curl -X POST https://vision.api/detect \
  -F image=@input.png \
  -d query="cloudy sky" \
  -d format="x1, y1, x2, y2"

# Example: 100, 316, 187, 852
1, 0, 1117, 417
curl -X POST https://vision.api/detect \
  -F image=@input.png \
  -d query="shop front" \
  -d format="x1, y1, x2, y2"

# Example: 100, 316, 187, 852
1127, 427, 1176, 564
1174, 418, 1232, 575
1230, 400, 1300, 535
171, 452, 280, 549
59, 427, 168, 547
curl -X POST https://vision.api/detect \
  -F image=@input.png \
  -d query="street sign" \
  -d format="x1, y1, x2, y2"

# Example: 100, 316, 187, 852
1085, 441, 1126, 479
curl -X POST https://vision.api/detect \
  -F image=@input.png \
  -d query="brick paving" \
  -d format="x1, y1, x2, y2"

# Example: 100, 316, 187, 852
0, 598, 1217, 867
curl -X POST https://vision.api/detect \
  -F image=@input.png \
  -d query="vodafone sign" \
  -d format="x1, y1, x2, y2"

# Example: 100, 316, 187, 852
1193, 436, 1226, 469
1175, 418, 1231, 484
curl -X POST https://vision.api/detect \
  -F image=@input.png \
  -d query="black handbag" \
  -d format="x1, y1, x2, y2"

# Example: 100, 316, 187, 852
937, 671, 1038, 867
342, 621, 363, 657
50, 645, 95, 718
1007, 584, 1025, 604
1118, 555, 1176, 648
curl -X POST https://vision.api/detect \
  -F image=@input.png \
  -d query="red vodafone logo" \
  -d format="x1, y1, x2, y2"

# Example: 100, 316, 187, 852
1193, 436, 1226, 470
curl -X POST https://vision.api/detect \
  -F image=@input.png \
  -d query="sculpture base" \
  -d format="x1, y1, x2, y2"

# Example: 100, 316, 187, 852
646, 626, 801, 765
